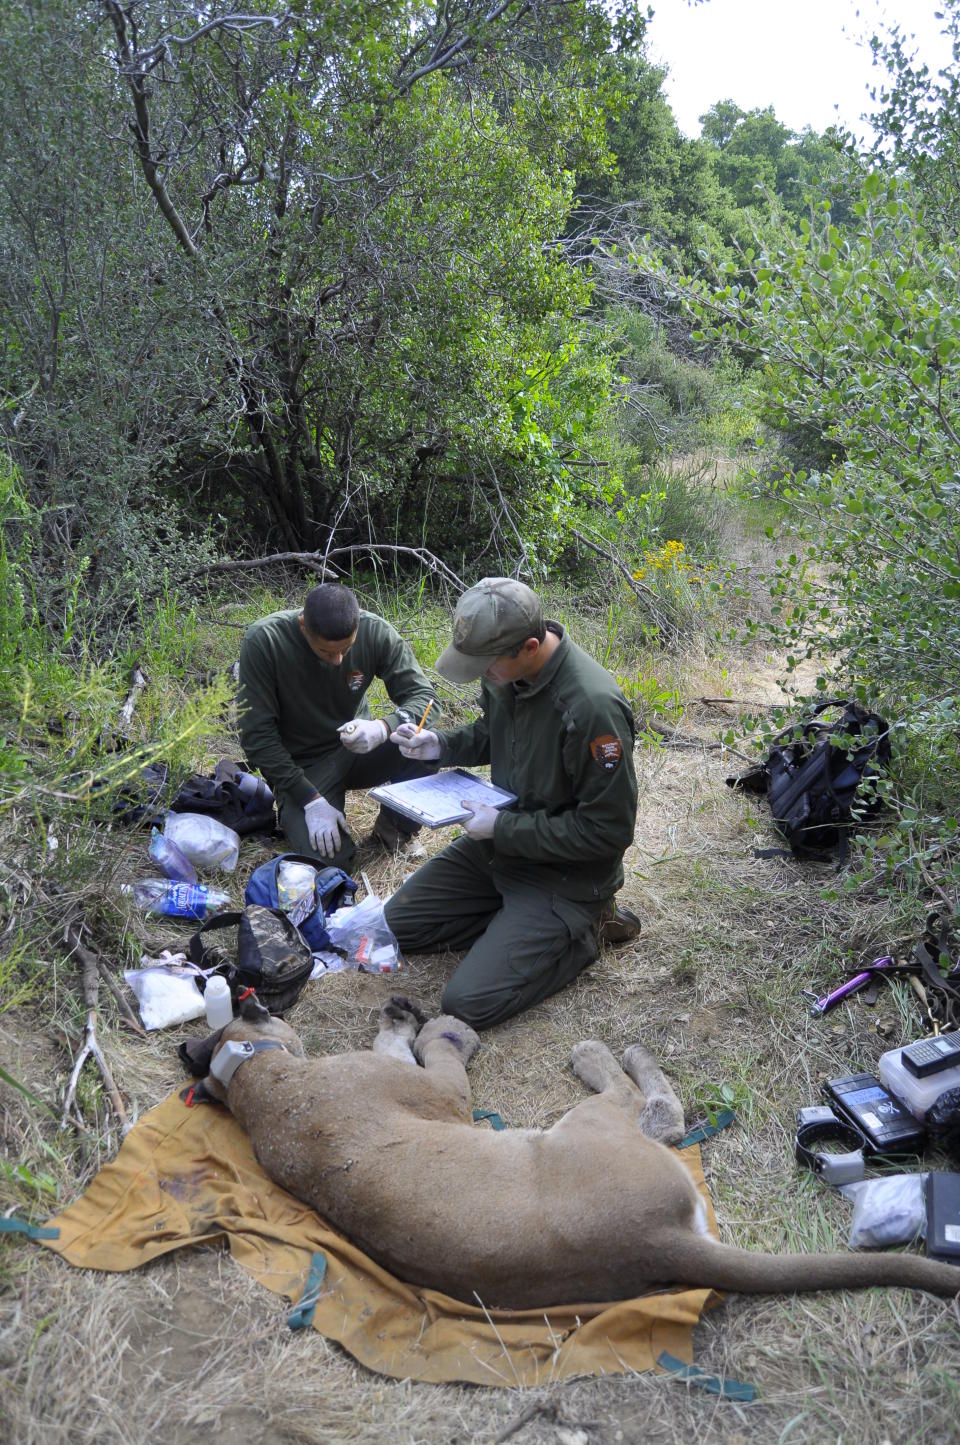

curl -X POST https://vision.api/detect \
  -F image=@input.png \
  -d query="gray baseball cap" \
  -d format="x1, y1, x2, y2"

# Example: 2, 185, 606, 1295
435, 577, 543, 683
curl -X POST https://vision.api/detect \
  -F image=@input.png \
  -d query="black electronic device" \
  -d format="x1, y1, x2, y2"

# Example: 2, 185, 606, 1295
795, 1105, 868, 1186
822, 1072, 926, 1155
901, 1029, 960, 1079
925, 1171, 960, 1263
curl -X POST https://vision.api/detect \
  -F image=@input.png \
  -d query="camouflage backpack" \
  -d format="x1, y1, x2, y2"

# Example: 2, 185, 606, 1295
188, 904, 313, 1015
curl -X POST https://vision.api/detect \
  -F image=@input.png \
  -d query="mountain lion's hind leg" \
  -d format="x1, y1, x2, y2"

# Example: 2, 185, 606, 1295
622, 1044, 685, 1145
570, 1040, 648, 1123
413, 1015, 480, 1118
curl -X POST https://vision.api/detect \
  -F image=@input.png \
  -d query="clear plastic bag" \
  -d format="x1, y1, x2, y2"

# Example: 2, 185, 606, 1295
840, 1173, 928, 1249
124, 952, 206, 1030
324, 894, 402, 973
163, 811, 240, 873
310, 949, 357, 979
277, 860, 318, 912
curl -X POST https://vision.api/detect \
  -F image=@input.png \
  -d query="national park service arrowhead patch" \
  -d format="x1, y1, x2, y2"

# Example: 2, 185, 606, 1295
590, 734, 622, 771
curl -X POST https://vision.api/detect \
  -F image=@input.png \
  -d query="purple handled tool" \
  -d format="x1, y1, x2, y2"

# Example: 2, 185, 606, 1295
804, 956, 894, 1016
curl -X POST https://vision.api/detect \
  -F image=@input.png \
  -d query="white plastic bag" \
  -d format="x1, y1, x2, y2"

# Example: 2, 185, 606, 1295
124, 952, 206, 1030
163, 812, 240, 873
840, 1173, 928, 1249
324, 894, 402, 973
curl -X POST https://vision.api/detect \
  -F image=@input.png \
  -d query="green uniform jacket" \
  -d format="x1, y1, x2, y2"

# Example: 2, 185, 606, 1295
238, 609, 437, 807
437, 624, 638, 901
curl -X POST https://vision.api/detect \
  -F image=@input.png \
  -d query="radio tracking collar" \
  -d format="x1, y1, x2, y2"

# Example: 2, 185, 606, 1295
795, 1105, 868, 1186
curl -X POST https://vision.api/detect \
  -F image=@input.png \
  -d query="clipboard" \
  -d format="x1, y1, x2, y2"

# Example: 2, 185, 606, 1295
368, 769, 518, 829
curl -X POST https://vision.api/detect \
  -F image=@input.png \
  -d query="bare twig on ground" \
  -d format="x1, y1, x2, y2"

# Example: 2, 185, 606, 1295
644, 718, 754, 764
916, 852, 957, 914
95, 955, 146, 1036
61, 921, 130, 1134
116, 665, 149, 740
694, 696, 780, 708
493, 1401, 558, 1443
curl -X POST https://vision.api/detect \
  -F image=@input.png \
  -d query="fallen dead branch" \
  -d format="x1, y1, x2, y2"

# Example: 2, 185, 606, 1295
568, 526, 677, 643
645, 717, 754, 764
201, 542, 466, 595
116, 664, 149, 740
61, 920, 130, 1136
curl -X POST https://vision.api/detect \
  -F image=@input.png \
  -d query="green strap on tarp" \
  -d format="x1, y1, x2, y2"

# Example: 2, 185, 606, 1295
677, 1108, 735, 1149
288, 1250, 327, 1330
470, 1107, 732, 1143
0, 1217, 60, 1241
657, 1350, 756, 1401
473, 1108, 507, 1131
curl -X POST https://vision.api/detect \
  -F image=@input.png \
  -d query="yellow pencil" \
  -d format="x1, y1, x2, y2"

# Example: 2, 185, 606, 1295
415, 699, 434, 735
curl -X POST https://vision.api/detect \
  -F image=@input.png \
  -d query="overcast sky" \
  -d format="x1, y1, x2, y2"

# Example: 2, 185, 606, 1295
644, 0, 955, 143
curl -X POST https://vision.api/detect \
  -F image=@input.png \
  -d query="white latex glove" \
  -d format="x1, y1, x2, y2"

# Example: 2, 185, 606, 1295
390, 721, 442, 761
303, 795, 347, 858
337, 718, 389, 754
460, 801, 499, 840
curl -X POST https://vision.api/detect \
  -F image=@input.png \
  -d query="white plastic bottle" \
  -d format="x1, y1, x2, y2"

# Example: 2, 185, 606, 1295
204, 975, 234, 1028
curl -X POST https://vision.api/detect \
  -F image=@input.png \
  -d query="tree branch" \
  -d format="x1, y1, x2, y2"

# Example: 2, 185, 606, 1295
201, 543, 467, 592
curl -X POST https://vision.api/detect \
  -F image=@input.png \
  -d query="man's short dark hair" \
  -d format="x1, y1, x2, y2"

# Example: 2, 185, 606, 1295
504, 618, 547, 656
302, 584, 360, 640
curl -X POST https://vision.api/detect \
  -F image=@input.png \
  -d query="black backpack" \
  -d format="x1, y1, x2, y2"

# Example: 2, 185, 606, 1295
727, 700, 891, 859
111, 761, 171, 827
188, 905, 314, 1015
169, 759, 276, 838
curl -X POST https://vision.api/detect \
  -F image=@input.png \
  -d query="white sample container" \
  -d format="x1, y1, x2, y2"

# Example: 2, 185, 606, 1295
878, 1044, 960, 1120
204, 975, 234, 1029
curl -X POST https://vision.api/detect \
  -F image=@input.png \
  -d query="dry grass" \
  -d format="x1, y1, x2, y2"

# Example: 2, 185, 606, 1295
3, 736, 958, 1444
2, 519, 958, 1443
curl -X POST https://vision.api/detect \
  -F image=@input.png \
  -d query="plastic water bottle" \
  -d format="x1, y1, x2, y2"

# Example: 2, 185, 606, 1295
125, 879, 232, 920
204, 975, 234, 1028
149, 827, 198, 883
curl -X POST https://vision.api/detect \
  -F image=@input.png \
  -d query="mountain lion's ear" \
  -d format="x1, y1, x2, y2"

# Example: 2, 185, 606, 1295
239, 994, 272, 1025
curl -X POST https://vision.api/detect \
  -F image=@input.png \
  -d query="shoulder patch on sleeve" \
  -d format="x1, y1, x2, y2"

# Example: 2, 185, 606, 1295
590, 734, 623, 771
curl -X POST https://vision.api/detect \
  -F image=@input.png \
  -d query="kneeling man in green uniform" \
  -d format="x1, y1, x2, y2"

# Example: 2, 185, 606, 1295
384, 577, 639, 1031
238, 584, 438, 870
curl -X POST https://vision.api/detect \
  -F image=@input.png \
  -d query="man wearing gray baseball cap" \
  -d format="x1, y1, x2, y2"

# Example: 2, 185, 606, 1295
384, 577, 640, 1030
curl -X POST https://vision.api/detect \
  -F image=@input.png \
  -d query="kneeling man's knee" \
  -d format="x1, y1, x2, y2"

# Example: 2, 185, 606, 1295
441, 977, 516, 1032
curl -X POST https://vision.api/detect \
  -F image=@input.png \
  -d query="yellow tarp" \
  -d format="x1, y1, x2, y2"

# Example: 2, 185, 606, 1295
41, 1092, 720, 1386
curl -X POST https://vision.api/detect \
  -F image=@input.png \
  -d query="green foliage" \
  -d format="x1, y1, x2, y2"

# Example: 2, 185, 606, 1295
0, 452, 231, 833
0, 0, 648, 616
646, 109, 960, 894
865, 0, 960, 242
699, 102, 858, 226
605, 308, 721, 461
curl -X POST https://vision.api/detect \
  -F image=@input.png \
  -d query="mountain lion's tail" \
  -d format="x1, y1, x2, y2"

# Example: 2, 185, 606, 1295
655, 1231, 960, 1296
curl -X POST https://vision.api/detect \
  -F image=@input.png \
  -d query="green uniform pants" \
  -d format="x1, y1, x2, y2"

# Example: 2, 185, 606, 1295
383, 836, 605, 1031
275, 742, 435, 871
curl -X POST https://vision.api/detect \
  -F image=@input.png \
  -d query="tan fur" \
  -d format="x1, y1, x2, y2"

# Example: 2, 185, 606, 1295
202, 1005, 960, 1309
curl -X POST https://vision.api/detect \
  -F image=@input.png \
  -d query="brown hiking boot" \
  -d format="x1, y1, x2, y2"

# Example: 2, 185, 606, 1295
370, 808, 419, 853
598, 900, 642, 946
